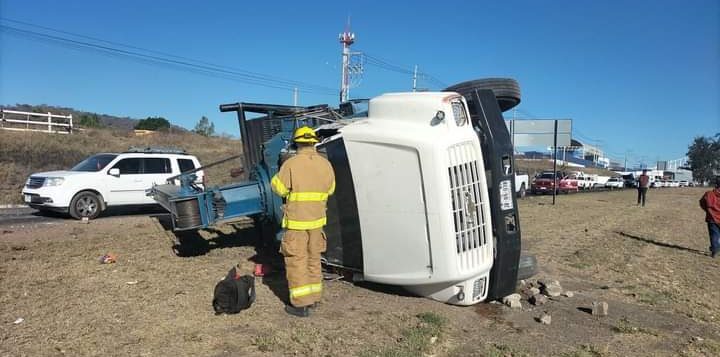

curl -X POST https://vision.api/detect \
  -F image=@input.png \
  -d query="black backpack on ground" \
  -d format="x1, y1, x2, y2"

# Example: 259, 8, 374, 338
212, 267, 256, 314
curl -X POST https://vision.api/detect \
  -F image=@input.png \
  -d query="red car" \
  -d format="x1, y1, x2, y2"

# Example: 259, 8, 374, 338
531, 171, 579, 195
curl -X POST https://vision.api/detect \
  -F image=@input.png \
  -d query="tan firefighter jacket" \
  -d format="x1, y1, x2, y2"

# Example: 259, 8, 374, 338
270, 146, 335, 230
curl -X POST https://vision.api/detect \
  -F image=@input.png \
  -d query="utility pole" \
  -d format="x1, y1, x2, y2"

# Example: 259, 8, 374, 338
293, 87, 298, 106
412, 65, 418, 92
624, 154, 627, 172
339, 27, 355, 103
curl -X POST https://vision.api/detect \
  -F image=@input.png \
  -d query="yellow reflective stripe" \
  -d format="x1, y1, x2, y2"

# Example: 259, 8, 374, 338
287, 192, 329, 202
271, 175, 289, 197
328, 181, 335, 196
282, 217, 327, 230
289, 285, 313, 298
289, 283, 323, 298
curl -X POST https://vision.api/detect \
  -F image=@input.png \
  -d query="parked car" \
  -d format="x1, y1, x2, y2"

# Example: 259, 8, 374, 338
21, 148, 203, 220
515, 172, 529, 198
679, 180, 689, 187
622, 174, 636, 188
605, 177, 624, 189
651, 180, 664, 188
531, 171, 578, 194
570, 172, 593, 190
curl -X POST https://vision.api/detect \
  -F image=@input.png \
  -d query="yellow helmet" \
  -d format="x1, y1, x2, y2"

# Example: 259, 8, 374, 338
293, 126, 319, 144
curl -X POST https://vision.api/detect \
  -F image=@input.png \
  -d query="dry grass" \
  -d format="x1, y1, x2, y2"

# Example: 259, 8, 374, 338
1, 189, 719, 356
0, 129, 242, 204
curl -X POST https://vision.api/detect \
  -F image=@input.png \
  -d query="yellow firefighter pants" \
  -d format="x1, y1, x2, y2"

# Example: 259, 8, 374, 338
280, 228, 326, 307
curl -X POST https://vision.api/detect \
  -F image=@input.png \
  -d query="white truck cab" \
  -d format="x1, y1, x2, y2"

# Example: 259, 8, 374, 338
336, 92, 495, 304
22, 148, 203, 219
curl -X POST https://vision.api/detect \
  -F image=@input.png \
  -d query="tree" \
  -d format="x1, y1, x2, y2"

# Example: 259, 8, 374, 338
134, 116, 171, 131
193, 116, 215, 136
78, 113, 103, 128
687, 133, 720, 183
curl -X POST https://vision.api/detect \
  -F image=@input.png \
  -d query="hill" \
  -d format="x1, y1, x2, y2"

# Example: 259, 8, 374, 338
0, 128, 241, 204
1, 104, 188, 132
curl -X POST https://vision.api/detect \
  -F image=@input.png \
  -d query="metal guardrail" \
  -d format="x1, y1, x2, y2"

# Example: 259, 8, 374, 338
0, 109, 73, 134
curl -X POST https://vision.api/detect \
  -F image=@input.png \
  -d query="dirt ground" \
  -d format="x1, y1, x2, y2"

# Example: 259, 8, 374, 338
1, 188, 719, 356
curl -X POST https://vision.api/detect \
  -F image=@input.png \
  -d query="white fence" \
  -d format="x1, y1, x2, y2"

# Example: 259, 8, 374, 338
1, 109, 74, 134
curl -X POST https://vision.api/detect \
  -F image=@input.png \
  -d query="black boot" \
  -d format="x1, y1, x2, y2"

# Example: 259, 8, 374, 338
285, 305, 310, 317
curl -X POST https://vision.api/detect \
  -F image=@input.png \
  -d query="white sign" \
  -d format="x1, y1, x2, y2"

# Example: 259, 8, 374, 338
499, 180, 514, 211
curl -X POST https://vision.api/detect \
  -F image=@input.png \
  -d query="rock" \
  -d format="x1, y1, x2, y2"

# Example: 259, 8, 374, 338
539, 314, 552, 325
502, 293, 522, 309
537, 279, 559, 287
592, 301, 609, 316
519, 279, 527, 287
530, 294, 548, 306
562, 291, 574, 298
542, 283, 563, 297
529, 287, 541, 296
430, 336, 438, 344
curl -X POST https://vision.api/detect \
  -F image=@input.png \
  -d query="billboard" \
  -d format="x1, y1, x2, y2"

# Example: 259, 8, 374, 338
506, 119, 572, 147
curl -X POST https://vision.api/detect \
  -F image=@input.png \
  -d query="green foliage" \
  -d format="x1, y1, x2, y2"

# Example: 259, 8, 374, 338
135, 116, 171, 131
78, 114, 103, 128
193, 116, 215, 136
687, 134, 720, 183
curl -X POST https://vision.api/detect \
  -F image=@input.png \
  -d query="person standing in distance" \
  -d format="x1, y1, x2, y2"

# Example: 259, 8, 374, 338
271, 126, 336, 317
699, 177, 720, 258
637, 169, 650, 207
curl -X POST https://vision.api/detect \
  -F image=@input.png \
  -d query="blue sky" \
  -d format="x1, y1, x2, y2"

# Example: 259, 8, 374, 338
1, 0, 718, 167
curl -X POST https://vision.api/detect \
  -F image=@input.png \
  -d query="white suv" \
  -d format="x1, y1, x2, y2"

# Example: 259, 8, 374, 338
21, 148, 203, 220
604, 177, 624, 189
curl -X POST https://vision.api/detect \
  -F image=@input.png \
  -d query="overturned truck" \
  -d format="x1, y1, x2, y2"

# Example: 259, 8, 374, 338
149, 78, 530, 305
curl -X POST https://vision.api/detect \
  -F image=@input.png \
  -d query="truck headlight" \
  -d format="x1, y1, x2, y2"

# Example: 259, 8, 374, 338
451, 101, 468, 126
44, 177, 65, 186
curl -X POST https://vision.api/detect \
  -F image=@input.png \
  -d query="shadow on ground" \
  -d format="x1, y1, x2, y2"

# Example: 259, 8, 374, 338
154, 214, 260, 257
614, 231, 708, 256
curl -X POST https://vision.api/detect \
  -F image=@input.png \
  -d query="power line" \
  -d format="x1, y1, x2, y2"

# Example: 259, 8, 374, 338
361, 52, 448, 89
0, 19, 337, 96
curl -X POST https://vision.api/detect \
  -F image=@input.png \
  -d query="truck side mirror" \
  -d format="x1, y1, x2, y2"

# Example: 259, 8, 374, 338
108, 168, 120, 177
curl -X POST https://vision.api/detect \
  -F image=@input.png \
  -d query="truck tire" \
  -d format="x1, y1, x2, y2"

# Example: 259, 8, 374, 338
517, 183, 526, 198
69, 191, 102, 220
445, 78, 521, 112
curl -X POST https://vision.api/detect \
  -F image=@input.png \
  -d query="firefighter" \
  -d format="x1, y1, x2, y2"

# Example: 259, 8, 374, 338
270, 126, 335, 317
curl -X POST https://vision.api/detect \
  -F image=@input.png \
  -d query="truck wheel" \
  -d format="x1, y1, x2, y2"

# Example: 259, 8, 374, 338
517, 183, 526, 198
445, 78, 521, 112
69, 191, 102, 220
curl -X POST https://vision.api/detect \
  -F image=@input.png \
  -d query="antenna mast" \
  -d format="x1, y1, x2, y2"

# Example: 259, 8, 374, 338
339, 23, 355, 103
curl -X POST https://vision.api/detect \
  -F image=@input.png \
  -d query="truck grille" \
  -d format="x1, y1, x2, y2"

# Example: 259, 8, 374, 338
26, 177, 45, 189
448, 142, 488, 270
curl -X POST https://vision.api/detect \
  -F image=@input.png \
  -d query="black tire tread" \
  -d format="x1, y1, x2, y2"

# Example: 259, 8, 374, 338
445, 78, 521, 112
69, 191, 102, 220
